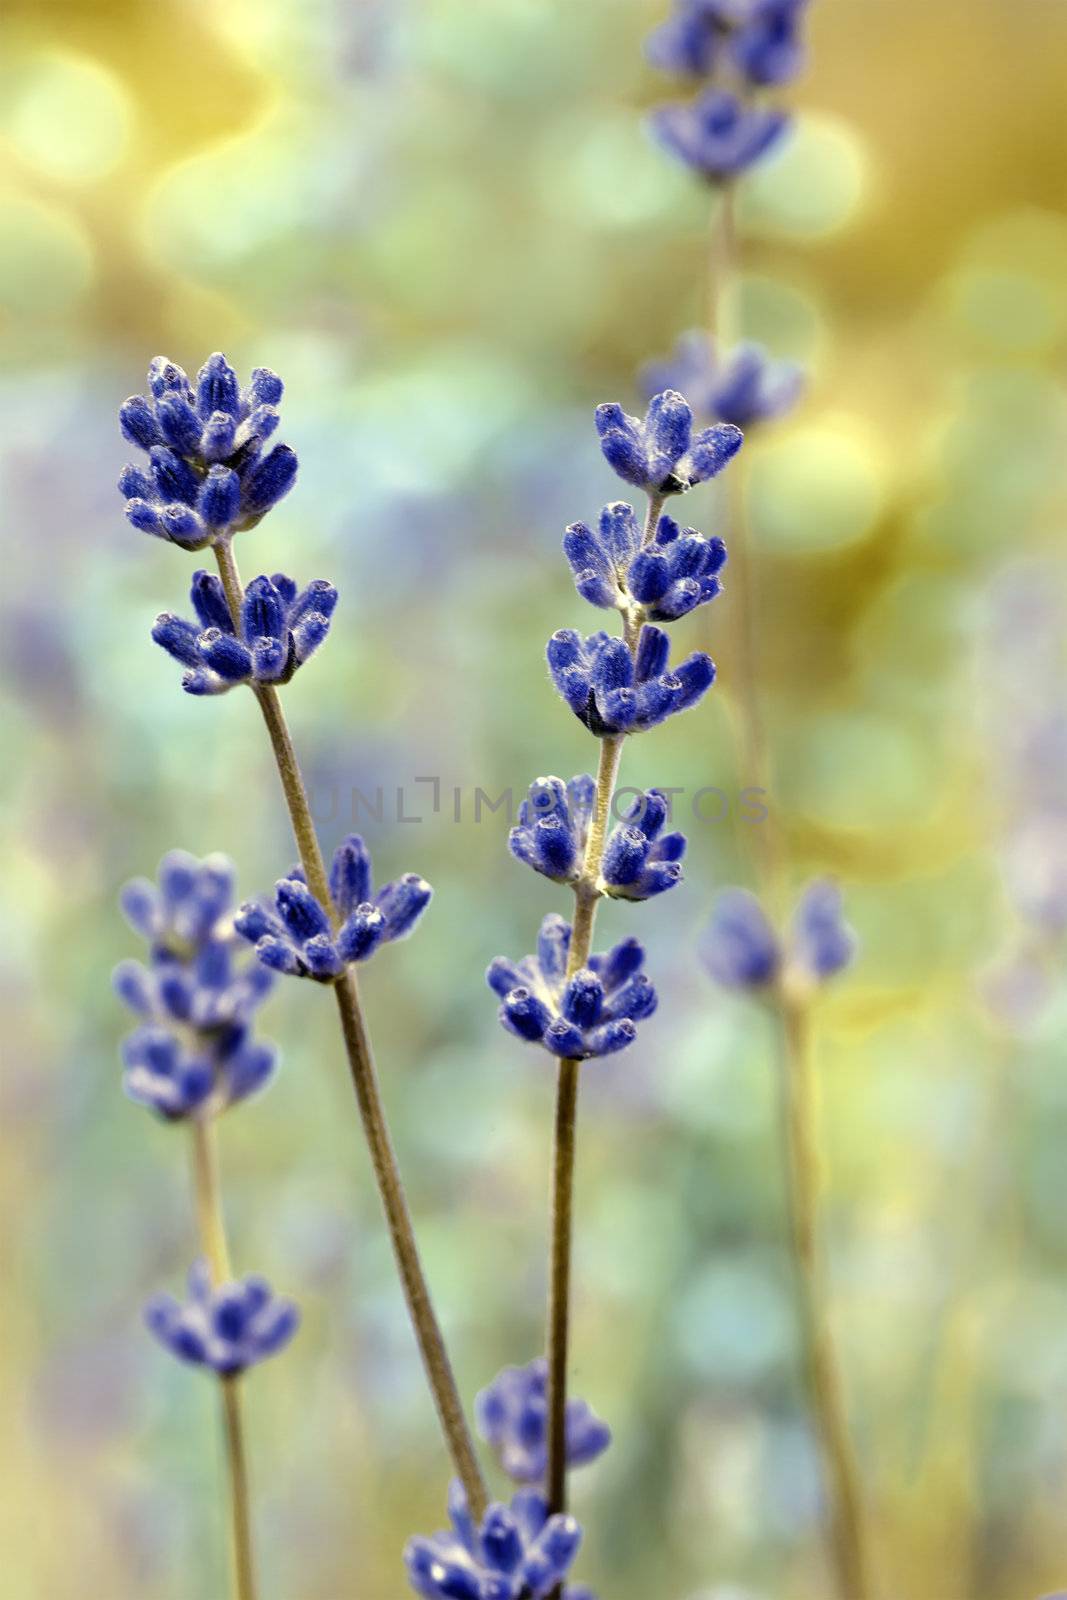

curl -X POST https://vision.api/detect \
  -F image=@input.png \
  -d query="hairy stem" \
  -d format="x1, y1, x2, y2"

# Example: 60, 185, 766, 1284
779, 998, 875, 1600
212, 537, 488, 1520
189, 1116, 255, 1600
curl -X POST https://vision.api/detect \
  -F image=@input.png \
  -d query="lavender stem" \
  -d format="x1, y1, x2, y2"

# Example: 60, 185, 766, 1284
212, 536, 488, 1521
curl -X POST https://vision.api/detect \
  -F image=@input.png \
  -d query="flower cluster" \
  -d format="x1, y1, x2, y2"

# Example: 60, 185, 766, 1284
594, 390, 741, 495
699, 879, 857, 992
547, 624, 715, 735
646, 0, 806, 184
476, 1360, 611, 1485
642, 332, 804, 429
405, 1481, 583, 1600
153, 570, 338, 696
650, 90, 789, 183
119, 353, 297, 548
236, 834, 432, 981
647, 1, 807, 182
145, 1261, 299, 1376
114, 851, 277, 1119
564, 500, 727, 622
648, 0, 808, 86
488, 914, 656, 1061
510, 777, 687, 901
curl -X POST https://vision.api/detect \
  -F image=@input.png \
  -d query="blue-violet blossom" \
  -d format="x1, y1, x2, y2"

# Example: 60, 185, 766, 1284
649, 88, 790, 182
510, 776, 687, 900
405, 1480, 582, 1600
153, 570, 338, 695
642, 333, 804, 428
144, 1260, 299, 1374
700, 879, 857, 991
595, 389, 741, 496
119, 353, 297, 549
547, 624, 715, 736
646, 0, 808, 87
477, 1359, 611, 1484
564, 500, 726, 623
236, 834, 432, 981
488, 913, 656, 1060
115, 851, 277, 1119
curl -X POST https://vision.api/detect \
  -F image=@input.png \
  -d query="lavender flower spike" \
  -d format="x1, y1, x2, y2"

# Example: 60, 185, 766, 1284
642, 332, 804, 429
236, 833, 432, 981
649, 88, 790, 183
488, 913, 656, 1061
144, 1260, 299, 1375
595, 388, 741, 496
510, 775, 687, 900
119, 353, 297, 547
477, 1359, 611, 1484
547, 624, 716, 736
699, 879, 858, 993
153, 569, 338, 696
114, 850, 277, 1119
564, 500, 727, 622
404, 1481, 582, 1600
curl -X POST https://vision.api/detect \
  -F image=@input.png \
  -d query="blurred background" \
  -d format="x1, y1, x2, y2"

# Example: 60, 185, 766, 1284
3, 0, 1067, 1596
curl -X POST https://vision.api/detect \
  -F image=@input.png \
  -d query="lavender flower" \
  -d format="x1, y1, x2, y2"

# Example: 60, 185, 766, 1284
595, 389, 741, 495
488, 913, 656, 1060
119, 354, 297, 548
564, 501, 727, 622
405, 1481, 582, 1600
647, 0, 808, 87
510, 776, 687, 900
236, 834, 432, 981
649, 88, 790, 182
641, 333, 804, 428
144, 1261, 299, 1375
547, 624, 715, 735
476, 1359, 611, 1484
699, 880, 857, 992
153, 570, 338, 696
114, 852, 277, 1119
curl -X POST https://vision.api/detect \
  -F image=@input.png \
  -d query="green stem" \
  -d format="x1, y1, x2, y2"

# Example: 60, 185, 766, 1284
189, 1116, 256, 1600
778, 997, 875, 1600
212, 537, 488, 1521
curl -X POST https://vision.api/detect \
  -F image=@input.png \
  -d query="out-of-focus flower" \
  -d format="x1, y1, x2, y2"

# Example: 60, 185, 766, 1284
699, 880, 857, 992
595, 389, 742, 495
487, 913, 656, 1060
547, 624, 716, 735
563, 501, 727, 622
119, 354, 297, 548
152, 570, 338, 696
476, 1358, 611, 1484
404, 1480, 582, 1600
646, 0, 808, 87
144, 1261, 298, 1375
649, 88, 789, 182
642, 333, 804, 428
509, 776, 687, 899
114, 852, 277, 1119
236, 835, 431, 981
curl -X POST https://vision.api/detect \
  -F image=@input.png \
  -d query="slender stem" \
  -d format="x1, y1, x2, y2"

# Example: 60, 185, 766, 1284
189, 1116, 256, 1600
211, 537, 488, 1520
778, 997, 875, 1600
333, 971, 487, 1516
545, 732, 626, 1521
708, 185, 737, 347
220, 1377, 255, 1600
191, 1113, 232, 1284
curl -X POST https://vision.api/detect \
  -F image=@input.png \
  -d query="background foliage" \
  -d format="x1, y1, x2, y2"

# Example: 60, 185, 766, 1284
4, 1, 1067, 1596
